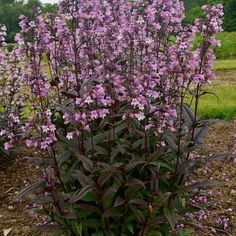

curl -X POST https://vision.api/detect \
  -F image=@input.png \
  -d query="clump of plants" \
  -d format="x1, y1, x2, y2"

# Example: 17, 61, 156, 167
0, 0, 230, 235
0, 24, 26, 163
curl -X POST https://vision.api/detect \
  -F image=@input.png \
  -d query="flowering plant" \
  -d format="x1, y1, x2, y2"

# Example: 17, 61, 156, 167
0, 0, 228, 235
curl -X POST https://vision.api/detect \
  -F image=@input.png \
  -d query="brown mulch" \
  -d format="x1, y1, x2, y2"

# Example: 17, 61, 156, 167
191, 121, 236, 236
0, 153, 37, 236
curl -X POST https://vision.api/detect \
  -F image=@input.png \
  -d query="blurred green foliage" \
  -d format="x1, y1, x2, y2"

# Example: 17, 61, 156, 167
0, 0, 58, 43
194, 32, 236, 59
214, 32, 236, 59
183, 0, 236, 32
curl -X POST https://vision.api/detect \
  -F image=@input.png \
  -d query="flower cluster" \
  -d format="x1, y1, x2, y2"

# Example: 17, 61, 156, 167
0, 47, 27, 149
0, 1, 227, 234
214, 216, 229, 230
0, 24, 6, 46
0, 0, 222, 151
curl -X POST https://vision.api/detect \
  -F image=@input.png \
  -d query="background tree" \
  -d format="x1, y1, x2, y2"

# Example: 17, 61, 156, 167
183, 0, 236, 32
0, 0, 58, 43
224, 0, 236, 31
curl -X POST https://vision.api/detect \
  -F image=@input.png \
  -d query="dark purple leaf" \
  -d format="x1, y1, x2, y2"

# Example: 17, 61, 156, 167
128, 199, 148, 207
102, 186, 116, 200
176, 159, 197, 176
163, 133, 178, 152
32, 196, 54, 204
76, 154, 94, 172
102, 208, 122, 218
114, 196, 125, 207
77, 203, 101, 214
182, 104, 195, 124
94, 145, 109, 156
125, 161, 146, 172
71, 184, 95, 202
61, 213, 77, 219
73, 170, 93, 187
126, 178, 146, 188
24, 157, 53, 165
185, 179, 222, 191
208, 152, 236, 162
193, 125, 209, 143
131, 206, 145, 223
16, 180, 46, 200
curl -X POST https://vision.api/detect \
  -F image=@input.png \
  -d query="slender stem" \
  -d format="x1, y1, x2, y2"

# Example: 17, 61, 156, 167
50, 146, 67, 193
44, 168, 78, 236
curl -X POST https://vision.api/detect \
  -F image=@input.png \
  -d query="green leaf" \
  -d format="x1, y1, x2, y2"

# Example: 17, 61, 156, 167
102, 186, 117, 208
82, 219, 102, 228
84, 132, 107, 150
71, 184, 95, 202
131, 206, 145, 223
90, 232, 104, 236
132, 139, 143, 149
75, 222, 82, 236
199, 91, 219, 102
81, 192, 97, 202
57, 150, 72, 166
164, 205, 176, 229
127, 223, 134, 234
169, 228, 194, 236
94, 145, 109, 156
147, 231, 163, 236
114, 120, 127, 133
156, 192, 172, 208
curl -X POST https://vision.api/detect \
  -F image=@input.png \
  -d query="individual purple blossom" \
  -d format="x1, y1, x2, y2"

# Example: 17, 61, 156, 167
4, 141, 13, 150
0, 24, 6, 46
215, 216, 229, 230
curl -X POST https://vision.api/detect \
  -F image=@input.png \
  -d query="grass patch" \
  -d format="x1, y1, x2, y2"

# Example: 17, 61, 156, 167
214, 59, 236, 71
188, 61, 236, 120
194, 85, 236, 120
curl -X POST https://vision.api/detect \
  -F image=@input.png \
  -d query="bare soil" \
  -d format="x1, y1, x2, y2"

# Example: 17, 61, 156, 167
191, 121, 236, 236
0, 152, 37, 236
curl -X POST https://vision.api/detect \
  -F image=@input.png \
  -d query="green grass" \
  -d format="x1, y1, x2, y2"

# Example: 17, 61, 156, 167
213, 59, 236, 70
196, 85, 236, 120
189, 59, 236, 120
